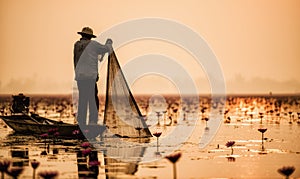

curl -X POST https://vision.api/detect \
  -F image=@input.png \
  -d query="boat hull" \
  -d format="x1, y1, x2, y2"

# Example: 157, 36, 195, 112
0, 115, 106, 139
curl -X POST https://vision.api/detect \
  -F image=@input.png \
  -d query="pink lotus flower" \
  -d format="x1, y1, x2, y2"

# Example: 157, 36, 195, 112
89, 160, 100, 166
165, 152, 182, 164
258, 128, 267, 151
258, 128, 267, 133
82, 148, 92, 156
81, 142, 91, 149
225, 141, 235, 148
31, 160, 40, 169
153, 130, 162, 153
277, 166, 295, 178
226, 141, 235, 155
0, 159, 10, 172
153, 131, 162, 138
31, 159, 40, 179
38, 170, 59, 179
165, 152, 182, 179
72, 129, 80, 135
7, 167, 23, 178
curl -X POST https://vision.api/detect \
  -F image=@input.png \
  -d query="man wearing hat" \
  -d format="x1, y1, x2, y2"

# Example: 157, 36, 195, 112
74, 27, 112, 126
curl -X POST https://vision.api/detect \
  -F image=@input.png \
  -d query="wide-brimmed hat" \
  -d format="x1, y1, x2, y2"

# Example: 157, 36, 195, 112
77, 27, 96, 38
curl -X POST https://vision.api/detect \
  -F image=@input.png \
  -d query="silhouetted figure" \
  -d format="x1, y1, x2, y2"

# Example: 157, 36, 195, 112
11, 93, 30, 114
74, 27, 112, 126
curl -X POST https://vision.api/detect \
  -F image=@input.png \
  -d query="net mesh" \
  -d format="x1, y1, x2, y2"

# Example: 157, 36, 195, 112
103, 50, 152, 138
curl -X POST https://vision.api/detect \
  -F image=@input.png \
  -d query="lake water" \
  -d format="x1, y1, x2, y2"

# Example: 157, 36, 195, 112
0, 94, 299, 178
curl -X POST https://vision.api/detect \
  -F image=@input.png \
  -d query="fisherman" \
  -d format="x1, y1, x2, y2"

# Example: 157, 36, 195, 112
11, 93, 29, 114
74, 27, 112, 126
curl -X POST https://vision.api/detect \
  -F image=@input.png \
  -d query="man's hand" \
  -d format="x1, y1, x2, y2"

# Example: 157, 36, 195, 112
105, 38, 113, 53
105, 38, 113, 45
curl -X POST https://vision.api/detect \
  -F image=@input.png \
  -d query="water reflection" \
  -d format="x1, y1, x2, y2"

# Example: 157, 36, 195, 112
101, 139, 147, 178
11, 147, 29, 167
77, 150, 99, 178
1, 94, 300, 178
226, 156, 236, 162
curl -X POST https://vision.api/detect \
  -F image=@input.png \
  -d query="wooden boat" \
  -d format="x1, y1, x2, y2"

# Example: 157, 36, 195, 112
0, 113, 106, 139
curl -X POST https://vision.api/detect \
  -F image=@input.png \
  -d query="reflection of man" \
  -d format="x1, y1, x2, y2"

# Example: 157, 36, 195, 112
74, 27, 112, 125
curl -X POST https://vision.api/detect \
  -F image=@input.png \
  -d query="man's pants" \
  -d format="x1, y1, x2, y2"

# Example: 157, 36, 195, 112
77, 79, 98, 126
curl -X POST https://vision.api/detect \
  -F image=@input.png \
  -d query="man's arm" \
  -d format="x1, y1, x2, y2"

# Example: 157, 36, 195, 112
73, 42, 80, 70
98, 39, 113, 62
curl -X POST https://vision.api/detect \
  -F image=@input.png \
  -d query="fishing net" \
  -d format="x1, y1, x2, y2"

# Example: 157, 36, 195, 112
103, 50, 152, 138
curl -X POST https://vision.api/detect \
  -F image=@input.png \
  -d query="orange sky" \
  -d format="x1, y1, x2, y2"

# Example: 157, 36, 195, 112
0, 0, 299, 94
